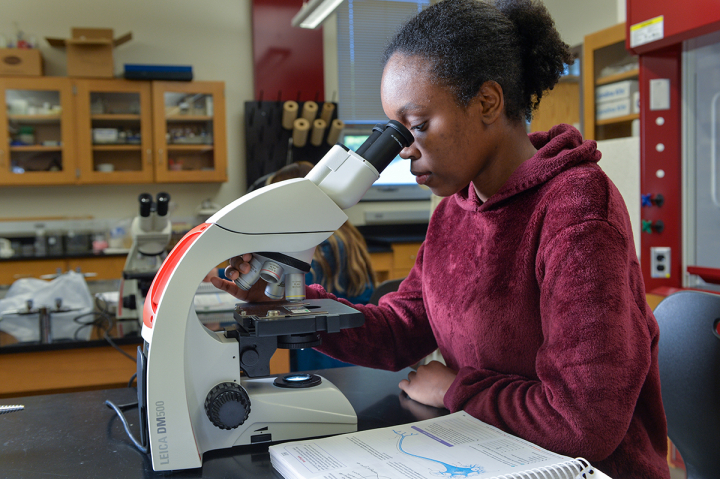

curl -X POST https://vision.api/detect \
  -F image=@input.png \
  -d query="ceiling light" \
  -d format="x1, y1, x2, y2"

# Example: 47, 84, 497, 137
291, 0, 344, 29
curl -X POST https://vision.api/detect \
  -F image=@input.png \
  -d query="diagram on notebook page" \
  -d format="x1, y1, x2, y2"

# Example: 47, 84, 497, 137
394, 429, 486, 477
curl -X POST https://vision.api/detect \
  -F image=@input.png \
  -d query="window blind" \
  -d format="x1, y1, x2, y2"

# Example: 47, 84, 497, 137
336, 0, 430, 124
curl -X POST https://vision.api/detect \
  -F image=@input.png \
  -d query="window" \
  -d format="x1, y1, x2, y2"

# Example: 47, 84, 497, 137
336, 0, 430, 124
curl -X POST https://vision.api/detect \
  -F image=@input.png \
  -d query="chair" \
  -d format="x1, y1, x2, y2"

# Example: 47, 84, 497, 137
653, 290, 720, 479
368, 278, 405, 305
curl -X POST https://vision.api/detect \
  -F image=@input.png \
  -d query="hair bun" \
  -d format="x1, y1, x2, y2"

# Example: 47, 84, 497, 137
494, 0, 573, 114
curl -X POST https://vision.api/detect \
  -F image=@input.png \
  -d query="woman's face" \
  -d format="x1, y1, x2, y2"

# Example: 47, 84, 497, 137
381, 53, 499, 198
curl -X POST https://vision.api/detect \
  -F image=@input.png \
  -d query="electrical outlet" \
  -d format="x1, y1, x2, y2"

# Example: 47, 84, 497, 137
650, 246, 671, 278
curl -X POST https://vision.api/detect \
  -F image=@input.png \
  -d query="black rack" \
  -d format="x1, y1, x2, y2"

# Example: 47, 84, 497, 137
244, 101, 339, 189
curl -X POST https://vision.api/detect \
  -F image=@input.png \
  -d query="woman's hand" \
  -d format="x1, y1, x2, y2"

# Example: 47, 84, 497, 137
203, 267, 220, 282
209, 253, 273, 302
398, 360, 457, 409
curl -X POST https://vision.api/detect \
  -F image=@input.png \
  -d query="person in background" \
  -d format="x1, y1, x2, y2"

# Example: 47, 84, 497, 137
268, 161, 378, 370
213, 0, 670, 476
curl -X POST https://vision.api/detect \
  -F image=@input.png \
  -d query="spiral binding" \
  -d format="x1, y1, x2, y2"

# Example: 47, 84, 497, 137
489, 458, 599, 479
0, 405, 24, 415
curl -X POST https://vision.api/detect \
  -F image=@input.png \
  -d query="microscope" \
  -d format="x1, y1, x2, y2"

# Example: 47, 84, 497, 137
117, 192, 171, 322
136, 121, 413, 471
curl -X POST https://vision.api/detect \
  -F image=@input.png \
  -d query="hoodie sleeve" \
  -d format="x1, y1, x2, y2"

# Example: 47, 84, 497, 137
307, 242, 439, 371
443, 219, 654, 462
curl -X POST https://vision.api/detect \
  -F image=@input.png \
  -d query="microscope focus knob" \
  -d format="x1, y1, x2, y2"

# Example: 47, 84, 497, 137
204, 382, 251, 430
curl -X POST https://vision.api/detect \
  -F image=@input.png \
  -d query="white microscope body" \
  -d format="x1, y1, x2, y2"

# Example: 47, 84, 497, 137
117, 193, 172, 321
139, 121, 413, 471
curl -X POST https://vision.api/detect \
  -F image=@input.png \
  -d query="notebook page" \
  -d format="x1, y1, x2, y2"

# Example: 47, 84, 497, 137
270, 411, 607, 479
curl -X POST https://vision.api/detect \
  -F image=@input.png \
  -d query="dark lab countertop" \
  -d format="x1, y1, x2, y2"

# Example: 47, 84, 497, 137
0, 366, 448, 478
0, 250, 128, 262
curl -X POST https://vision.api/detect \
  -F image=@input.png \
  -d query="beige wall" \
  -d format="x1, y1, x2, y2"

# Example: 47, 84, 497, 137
0, 0, 253, 220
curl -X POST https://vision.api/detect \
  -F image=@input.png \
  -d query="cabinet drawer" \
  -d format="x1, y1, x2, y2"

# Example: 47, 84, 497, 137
392, 243, 421, 270
67, 256, 126, 281
0, 259, 66, 285
370, 252, 393, 283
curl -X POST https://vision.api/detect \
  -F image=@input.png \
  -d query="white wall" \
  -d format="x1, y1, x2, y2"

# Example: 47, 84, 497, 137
543, 0, 619, 47
0, 0, 254, 221
596, 137, 641, 257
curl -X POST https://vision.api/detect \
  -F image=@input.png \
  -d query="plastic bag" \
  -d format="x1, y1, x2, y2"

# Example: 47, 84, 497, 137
0, 271, 94, 343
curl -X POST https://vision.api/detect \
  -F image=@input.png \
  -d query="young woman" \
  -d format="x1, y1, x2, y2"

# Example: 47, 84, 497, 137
213, 1, 670, 476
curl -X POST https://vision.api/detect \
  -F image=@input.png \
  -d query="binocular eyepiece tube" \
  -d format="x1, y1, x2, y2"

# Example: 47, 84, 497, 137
137, 192, 171, 217
354, 120, 414, 175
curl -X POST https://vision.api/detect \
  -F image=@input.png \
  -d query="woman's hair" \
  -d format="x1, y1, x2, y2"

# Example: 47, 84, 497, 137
382, 0, 573, 123
268, 162, 377, 297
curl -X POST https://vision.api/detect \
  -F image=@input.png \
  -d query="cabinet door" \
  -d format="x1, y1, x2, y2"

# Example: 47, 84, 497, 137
74, 79, 154, 184
152, 81, 227, 183
0, 77, 76, 185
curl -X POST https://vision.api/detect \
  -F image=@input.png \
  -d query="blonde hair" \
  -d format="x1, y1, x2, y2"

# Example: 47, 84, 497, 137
269, 162, 377, 296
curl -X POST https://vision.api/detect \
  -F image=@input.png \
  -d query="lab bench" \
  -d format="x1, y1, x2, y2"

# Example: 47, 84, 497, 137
0, 223, 428, 399
0, 366, 446, 478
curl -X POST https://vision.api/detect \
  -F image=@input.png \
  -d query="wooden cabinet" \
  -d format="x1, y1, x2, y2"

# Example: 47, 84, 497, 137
0, 254, 126, 285
583, 23, 639, 141
370, 242, 422, 283
0, 77, 227, 186
0, 77, 77, 185
152, 81, 227, 183
530, 45, 582, 134
74, 79, 154, 183
0, 344, 289, 398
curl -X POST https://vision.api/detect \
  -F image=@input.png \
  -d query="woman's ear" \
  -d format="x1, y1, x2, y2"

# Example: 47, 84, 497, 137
473, 81, 504, 125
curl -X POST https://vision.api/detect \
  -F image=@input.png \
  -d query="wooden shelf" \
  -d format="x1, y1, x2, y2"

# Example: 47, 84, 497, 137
91, 114, 141, 121
92, 144, 142, 151
166, 115, 213, 122
583, 22, 639, 141
167, 144, 214, 150
596, 113, 639, 126
559, 75, 580, 83
596, 69, 639, 85
7, 114, 61, 123
9, 145, 63, 152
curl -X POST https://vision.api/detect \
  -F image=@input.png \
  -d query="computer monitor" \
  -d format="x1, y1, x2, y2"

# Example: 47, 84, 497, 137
342, 130, 432, 202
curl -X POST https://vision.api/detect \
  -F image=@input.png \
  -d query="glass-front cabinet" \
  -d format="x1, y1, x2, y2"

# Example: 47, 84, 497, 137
75, 80, 154, 183
0, 77, 76, 185
152, 81, 226, 183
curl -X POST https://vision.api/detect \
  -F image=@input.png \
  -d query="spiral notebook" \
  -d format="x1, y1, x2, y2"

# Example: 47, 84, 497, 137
269, 411, 611, 479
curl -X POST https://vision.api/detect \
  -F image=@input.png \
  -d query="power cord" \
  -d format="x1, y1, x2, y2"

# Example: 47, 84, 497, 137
74, 295, 136, 363
104, 399, 147, 454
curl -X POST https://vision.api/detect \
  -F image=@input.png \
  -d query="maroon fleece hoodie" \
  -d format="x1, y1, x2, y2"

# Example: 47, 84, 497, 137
307, 124, 670, 479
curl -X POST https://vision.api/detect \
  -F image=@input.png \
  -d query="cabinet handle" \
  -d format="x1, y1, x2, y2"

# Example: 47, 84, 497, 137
146, 149, 153, 165
158, 148, 164, 166
0, 149, 4, 168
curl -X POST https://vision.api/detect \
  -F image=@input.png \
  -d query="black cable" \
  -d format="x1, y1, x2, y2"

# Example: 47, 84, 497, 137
128, 373, 137, 388
72, 295, 136, 363
105, 400, 147, 454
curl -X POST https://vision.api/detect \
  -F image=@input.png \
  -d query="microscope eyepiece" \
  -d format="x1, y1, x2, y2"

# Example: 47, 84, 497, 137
138, 193, 153, 217
156, 192, 171, 217
355, 123, 386, 156
357, 120, 414, 175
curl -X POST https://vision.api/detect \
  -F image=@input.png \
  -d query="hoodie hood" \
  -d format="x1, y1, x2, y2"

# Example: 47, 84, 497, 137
454, 124, 601, 212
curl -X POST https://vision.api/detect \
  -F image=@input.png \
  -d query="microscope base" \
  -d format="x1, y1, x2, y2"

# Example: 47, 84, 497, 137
146, 373, 358, 471
228, 375, 357, 447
